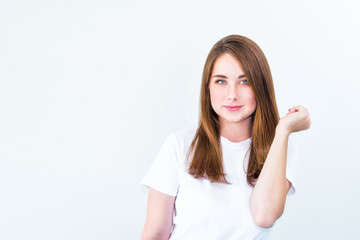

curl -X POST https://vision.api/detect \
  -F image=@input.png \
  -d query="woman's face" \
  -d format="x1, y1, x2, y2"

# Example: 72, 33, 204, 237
209, 53, 257, 128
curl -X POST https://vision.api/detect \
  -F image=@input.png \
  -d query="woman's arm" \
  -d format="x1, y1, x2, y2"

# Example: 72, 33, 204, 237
140, 188, 176, 240
250, 105, 311, 228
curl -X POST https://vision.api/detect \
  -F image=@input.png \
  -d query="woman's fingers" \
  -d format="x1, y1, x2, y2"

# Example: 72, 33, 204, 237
288, 106, 299, 113
288, 105, 305, 113
292, 105, 311, 131
280, 105, 311, 133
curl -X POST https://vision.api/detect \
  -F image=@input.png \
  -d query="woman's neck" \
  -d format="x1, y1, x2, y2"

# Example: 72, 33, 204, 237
220, 118, 252, 143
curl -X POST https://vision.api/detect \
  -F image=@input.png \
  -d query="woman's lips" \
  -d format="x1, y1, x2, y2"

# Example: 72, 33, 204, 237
224, 105, 242, 111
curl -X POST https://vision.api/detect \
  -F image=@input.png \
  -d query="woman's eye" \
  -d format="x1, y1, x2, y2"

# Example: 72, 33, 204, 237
216, 80, 226, 84
240, 80, 248, 85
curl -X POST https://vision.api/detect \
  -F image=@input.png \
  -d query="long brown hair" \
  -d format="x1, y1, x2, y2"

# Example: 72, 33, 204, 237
186, 34, 279, 187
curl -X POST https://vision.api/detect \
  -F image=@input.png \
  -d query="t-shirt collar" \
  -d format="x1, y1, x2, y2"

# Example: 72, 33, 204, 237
220, 136, 252, 150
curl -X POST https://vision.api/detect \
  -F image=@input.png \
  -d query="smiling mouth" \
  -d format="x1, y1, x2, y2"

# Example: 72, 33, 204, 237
224, 105, 242, 111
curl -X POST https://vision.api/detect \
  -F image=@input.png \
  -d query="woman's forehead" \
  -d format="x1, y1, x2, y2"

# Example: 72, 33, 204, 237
211, 53, 245, 78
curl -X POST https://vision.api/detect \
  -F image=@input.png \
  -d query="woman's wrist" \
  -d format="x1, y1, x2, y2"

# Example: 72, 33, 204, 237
275, 124, 291, 137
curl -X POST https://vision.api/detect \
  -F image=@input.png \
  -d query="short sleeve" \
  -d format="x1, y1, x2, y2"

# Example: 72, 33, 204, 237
286, 138, 300, 196
141, 133, 179, 197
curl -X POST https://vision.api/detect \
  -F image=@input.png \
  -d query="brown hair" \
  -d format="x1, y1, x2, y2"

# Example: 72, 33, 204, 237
186, 34, 279, 187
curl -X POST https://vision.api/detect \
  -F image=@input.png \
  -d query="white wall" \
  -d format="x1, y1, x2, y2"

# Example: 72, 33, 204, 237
1, 0, 359, 239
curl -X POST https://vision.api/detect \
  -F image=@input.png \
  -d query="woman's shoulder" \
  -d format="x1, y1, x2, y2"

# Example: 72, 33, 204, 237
168, 126, 198, 155
172, 126, 197, 140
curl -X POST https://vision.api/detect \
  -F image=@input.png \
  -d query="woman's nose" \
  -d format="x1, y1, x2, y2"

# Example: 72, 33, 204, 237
227, 84, 238, 101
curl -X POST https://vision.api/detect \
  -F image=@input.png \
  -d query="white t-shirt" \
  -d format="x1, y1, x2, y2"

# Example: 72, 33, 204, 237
141, 127, 299, 240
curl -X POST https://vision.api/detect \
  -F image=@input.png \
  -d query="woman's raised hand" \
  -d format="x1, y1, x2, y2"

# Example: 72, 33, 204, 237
277, 105, 311, 135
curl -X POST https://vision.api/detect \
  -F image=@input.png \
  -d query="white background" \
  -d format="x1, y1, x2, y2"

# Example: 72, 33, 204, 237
1, 0, 359, 239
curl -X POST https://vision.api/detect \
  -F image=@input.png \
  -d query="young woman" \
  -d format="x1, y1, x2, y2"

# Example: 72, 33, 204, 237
140, 34, 311, 240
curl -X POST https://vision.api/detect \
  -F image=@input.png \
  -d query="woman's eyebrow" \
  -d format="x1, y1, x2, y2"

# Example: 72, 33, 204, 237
212, 74, 246, 79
